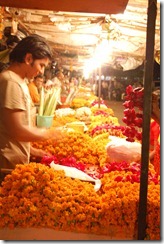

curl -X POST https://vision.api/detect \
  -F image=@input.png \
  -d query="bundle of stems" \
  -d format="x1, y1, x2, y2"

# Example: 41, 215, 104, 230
38, 87, 61, 116
65, 87, 79, 105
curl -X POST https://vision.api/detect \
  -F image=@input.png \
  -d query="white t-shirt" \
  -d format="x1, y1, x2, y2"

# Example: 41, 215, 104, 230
0, 70, 31, 168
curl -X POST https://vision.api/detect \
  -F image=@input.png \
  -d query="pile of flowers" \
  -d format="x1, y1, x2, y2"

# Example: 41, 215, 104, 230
52, 115, 77, 127
70, 97, 90, 109
89, 114, 119, 126
88, 124, 125, 138
31, 131, 109, 167
0, 163, 160, 240
70, 93, 97, 109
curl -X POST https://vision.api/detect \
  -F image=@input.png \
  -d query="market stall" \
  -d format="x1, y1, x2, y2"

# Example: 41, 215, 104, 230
0, 0, 160, 241
0, 86, 160, 240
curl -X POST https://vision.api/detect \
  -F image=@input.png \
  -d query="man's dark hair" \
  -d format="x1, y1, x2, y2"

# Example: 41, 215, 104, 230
9, 34, 53, 63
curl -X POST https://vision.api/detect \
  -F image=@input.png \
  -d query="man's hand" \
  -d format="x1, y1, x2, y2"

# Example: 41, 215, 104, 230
30, 146, 52, 159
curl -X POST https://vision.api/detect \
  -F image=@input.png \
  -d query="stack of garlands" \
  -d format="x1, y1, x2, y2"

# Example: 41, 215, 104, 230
0, 163, 160, 240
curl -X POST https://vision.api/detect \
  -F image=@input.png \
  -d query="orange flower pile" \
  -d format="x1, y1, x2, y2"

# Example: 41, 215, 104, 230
88, 115, 119, 128
101, 170, 160, 240
52, 115, 77, 127
145, 184, 160, 240
0, 163, 160, 240
70, 97, 92, 109
32, 131, 109, 167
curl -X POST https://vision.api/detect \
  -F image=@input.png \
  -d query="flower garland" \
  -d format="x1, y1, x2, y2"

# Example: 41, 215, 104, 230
153, 142, 160, 176
122, 85, 144, 142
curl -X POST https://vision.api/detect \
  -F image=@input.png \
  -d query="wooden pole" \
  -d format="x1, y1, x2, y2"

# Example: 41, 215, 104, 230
137, 0, 157, 240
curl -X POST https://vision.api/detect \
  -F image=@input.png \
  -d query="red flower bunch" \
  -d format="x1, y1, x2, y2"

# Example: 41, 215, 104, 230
40, 155, 85, 171
91, 99, 105, 106
122, 85, 144, 142
91, 124, 125, 137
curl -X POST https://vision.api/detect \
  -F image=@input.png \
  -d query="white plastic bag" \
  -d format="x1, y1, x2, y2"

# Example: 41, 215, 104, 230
106, 136, 141, 163
50, 162, 101, 192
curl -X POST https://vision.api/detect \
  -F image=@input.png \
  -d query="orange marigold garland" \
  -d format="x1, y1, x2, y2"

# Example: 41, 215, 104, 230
153, 142, 160, 176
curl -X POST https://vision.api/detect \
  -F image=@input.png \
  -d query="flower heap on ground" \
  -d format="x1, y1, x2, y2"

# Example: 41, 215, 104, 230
0, 163, 160, 240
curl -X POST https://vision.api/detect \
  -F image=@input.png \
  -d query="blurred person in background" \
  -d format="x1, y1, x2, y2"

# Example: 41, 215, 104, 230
28, 74, 45, 105
101, 80, 108, 100
52, 70, 64, 88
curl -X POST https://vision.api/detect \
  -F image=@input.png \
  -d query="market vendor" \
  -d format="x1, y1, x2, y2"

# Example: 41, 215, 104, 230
0, 35, 63, 181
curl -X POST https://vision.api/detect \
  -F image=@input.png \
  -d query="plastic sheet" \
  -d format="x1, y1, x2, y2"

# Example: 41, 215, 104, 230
50, 161, 101, 192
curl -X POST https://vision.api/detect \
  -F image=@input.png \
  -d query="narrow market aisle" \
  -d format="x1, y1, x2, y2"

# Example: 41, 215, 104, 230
107, 100, 125, 126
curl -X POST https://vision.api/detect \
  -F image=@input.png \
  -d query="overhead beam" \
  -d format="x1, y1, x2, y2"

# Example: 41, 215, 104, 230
0, 0, 128, 14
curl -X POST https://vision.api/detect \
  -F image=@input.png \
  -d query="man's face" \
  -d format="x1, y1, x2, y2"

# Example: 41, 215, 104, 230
25, 53, 50, 79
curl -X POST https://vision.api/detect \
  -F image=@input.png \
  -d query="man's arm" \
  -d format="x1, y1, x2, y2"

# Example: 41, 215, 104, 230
1, 108, 61, 142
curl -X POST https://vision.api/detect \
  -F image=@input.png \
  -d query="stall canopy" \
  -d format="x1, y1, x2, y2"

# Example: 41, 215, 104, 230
0, 0, 160, 72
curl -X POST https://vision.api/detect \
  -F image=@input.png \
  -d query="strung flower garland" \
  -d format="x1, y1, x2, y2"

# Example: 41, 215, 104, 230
122, 85, 144, 142
153, 142, 160, 176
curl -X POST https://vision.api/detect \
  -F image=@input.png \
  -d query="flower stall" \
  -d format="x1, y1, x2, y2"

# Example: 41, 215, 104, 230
0, 85, 160, 240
